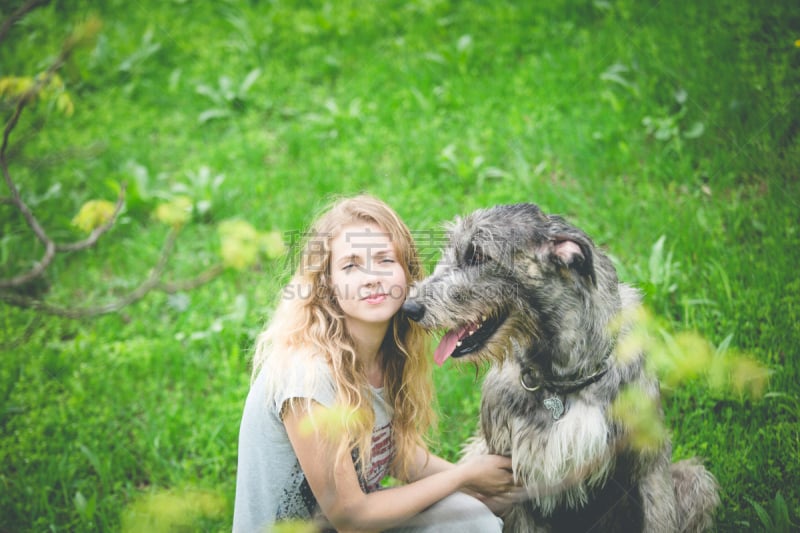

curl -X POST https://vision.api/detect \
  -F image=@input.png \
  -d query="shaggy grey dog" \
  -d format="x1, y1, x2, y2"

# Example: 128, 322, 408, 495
402, 203, 720, 532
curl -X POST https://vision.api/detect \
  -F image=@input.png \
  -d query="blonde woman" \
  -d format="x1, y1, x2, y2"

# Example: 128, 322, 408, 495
233, 195, 516, 532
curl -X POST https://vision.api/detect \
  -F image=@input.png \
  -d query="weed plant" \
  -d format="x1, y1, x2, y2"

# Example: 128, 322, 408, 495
1, 0, 798, 531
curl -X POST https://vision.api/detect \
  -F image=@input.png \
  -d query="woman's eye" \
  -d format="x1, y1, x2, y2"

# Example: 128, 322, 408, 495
380, 258, 395, 264
342, 263, 356, 271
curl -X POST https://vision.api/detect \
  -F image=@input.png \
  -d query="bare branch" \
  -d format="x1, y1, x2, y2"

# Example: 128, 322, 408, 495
0, 0, 51, 45
0, 150, 57, 287
1, 51, 68, 159
0, 26, 119, 288
0, 26, 77, 289
157, 263, 225, 293
0, 231, 228, 318
0, 14, 227, 321
0, 229, 181, 318
0, 235, 55, 288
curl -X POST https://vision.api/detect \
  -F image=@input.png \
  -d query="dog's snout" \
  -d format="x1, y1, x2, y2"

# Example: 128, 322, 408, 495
401, 299, 425, 322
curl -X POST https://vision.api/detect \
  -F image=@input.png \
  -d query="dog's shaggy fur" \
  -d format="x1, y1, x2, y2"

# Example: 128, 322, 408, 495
402, 203, 720, 532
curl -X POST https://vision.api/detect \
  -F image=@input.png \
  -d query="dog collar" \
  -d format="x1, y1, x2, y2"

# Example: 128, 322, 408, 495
519, 360, 610, 395
520, 362, 609, 420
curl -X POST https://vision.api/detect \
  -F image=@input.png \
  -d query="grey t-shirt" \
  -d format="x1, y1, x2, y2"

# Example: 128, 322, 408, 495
233, 360, 395, 532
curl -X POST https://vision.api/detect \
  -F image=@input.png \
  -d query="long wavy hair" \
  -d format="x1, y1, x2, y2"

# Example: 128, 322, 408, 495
252, 194, 434, 481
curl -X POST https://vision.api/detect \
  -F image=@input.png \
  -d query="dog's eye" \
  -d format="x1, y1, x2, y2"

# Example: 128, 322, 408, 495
465, 244, 488, 266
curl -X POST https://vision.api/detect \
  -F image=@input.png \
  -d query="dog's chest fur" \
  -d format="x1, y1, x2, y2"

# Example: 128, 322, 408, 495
479, 363, 637, 520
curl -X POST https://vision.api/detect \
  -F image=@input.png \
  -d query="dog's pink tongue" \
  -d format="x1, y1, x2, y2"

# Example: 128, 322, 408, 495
434, 326, 469, 366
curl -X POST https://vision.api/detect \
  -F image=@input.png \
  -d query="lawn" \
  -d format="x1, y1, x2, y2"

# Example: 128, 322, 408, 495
1, 0, 798, 531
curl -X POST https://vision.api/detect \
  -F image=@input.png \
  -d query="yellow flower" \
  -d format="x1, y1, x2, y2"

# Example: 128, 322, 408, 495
153, 196, 192, 228
298, 403, 367, 441
610, 386, 667, 452
218, 219, 259, 270
0, 76, 34, 98
71, 199, 116, 233
56, 92, 75, 117
121, 487, 224, 533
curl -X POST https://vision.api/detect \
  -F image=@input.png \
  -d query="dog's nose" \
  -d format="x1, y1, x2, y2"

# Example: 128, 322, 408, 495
402, 299, 425, 322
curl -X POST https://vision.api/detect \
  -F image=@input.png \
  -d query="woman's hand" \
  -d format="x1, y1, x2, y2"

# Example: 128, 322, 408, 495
456, 454, 515, 495
457, 455, 526, 516
469, 486, 528, 516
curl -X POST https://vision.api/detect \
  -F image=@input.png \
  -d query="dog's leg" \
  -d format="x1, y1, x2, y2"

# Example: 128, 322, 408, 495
670, 458, 720, 532
639, 457, 679, 533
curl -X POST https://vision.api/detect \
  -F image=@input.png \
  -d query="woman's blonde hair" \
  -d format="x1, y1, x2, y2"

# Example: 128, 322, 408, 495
252, 194, 434, 480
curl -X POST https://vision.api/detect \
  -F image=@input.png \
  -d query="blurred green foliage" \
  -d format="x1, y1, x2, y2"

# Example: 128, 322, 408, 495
1, 0, 798, 531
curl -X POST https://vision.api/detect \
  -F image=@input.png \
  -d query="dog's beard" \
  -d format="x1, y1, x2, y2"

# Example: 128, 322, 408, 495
512, 402, 613, 514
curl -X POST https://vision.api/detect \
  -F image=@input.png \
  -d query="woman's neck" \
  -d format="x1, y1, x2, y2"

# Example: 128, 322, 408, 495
347, 321, 388, 388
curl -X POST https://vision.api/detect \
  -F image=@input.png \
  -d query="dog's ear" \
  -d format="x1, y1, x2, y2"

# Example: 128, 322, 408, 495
553, 237, 596, 286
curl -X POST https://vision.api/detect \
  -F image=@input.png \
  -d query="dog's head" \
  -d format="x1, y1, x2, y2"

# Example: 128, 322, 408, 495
403, 203, 620, 374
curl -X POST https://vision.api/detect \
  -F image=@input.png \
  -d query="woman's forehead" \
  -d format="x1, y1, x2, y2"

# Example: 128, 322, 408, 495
332, 223, 396, 255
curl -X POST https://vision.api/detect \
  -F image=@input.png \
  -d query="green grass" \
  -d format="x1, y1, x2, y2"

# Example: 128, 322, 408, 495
1, 0, 798, 531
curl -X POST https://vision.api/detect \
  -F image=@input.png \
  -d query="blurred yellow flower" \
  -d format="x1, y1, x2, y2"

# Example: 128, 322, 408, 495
729, 356, 770, 397
273, 520, 319, 533
56, 92, 74, 117
71, 199, 116, 233
0, 76, 35, 98
610, 386, 667, 452
153, 196, 192, 228
218, 219, 259, 270
0, 74, 74, 116
298, 402, 367, 441
121, 487, 224, 533
610, 304, 768, 399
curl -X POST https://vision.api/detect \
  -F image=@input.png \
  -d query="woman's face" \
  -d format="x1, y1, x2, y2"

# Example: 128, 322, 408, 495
328, 222, 408, 334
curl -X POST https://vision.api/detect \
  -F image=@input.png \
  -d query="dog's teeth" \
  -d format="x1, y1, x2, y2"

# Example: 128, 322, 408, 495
468, 330, 475, 336
482, 315, 487, 321
456, 341, 462, 347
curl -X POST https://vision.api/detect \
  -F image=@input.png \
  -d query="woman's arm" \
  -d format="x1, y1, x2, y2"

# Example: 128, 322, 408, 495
405, 445, 454, 482
407, 445, 526, 517
284, 401, 514, 532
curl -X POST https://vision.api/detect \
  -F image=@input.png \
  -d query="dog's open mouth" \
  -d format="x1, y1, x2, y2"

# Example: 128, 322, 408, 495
434, 314, 505, 365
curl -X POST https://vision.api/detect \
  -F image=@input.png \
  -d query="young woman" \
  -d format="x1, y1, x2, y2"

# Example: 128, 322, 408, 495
233, 194, 517, 532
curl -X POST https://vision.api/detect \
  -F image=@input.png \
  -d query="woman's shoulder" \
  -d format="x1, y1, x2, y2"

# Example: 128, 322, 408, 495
258, 350, 336, 406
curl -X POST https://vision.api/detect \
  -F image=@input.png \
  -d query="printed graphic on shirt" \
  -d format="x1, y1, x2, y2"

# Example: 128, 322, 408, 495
361, 423, 394, 491
275, 461, 316, 521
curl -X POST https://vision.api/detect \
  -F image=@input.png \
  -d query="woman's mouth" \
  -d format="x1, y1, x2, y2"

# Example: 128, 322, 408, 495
363, 293, 387, 304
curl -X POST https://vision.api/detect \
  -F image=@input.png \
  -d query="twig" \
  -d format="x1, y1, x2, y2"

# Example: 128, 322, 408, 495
0, 13, 225, 320
0, 0, 51, 45
0, 229, 180, 318
0, 20, 121, 287
157, 263, 225, 293
0, 25, 76, 289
